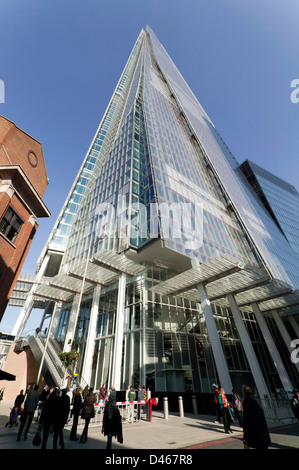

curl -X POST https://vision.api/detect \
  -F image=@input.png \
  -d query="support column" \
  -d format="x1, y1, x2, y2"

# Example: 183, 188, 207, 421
36, 303, 60, 385
289, 316, 299, 339
228, 294, 270, 398
12, 254, 50, 338
272, 309, 299, 374
196, 282, 233, 393
141, 284, 147, 387
111, 273, 126, 390
251, 303, 293, 392
81, 284, 102, 386
63, 293, 80, 352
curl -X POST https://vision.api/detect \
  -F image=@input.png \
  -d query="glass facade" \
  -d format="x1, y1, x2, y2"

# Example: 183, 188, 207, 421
239, 160, 299, 257
23, 27, 299, 397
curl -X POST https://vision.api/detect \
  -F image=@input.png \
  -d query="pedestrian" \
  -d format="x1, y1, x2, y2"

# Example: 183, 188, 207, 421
218, 388, 232, 433
212, 384, 221, 423
291, 389, 299, 422
99, 384, 106, 413
242, 385, 271, 449
136, 385, 143, 421
0, 387, 5, 403
53, 388, 70, 449
107, 385, 115, 400
79, 387, 97, 443
14, 389, 25, 408
37, 385, 50, 422
40, 387, 59, 449
16, 384, 39, 441
102, 391, 123, 449
70, 386, 83, 441
232, 388, 243, 427
82, 385, 89, 399
142, 385, 147, 414
127, 386, 136, 423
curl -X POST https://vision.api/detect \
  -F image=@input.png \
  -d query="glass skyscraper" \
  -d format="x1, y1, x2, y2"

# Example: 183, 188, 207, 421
11, 27, 299, 399
239, 159, 299, 257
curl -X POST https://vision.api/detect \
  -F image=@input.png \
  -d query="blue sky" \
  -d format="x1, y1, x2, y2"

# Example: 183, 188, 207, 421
1, 0, 299, 333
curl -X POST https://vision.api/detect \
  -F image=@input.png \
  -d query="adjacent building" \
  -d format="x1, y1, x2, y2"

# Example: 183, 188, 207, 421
0, 116, 50, 319
6, 27, 299, 400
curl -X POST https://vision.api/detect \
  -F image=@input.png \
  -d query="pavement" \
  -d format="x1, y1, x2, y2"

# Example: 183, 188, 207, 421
0, 400, 298, 460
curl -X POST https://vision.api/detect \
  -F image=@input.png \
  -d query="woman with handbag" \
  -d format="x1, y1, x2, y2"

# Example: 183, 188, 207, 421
218, 388, 232, 434
79, 387, 97, 444
70, 387, 83, 441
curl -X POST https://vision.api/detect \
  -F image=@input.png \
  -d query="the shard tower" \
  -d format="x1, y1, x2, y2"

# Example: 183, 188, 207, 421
10, 27, 299, 398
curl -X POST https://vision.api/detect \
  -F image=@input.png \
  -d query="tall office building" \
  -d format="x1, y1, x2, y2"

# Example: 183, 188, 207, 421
8, 27, 299, 398
239, 159, 299, 257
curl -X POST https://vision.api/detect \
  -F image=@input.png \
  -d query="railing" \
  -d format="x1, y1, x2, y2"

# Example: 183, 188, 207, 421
65, 400, 148, 430
257, 398, 296, 423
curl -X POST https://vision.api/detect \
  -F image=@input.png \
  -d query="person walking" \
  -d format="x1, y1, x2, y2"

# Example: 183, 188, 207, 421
127, 386, 136, 423
37, 385, 50, 422
242, 385, 271, 449
212, 384, 221, 423
136, 385, 143, 422
70, 386, 83, 440
14, 389, 25, 408
291, 389, 299, 422
0, 387, 5, 404
142, 385, 147, 415
102, 391, 123, 449
79, 387, 97, 444
218, 388, 232, 434
232, 388, 243, 427
40, 387, 59, 449
16, 384, 39, 441
82, 385, 89, 399
53, 388, 70, 449
99, 384, 106, 413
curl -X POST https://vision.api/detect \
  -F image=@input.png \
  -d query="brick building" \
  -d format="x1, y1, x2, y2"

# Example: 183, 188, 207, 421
0, 115, 50, 319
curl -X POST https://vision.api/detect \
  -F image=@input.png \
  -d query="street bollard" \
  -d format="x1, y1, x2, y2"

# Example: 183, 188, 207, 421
146, 388, 151, 421
163, 396, 169, 419
178, 396, 184, 418
192, 395, 198, 415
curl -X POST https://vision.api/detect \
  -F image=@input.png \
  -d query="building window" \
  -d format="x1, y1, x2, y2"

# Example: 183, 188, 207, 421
0, 206, 23, 243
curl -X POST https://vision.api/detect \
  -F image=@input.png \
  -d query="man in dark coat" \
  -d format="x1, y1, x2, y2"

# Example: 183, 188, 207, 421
53, 388, 70, 449
291, 389, 299, 421
102, 391, 123, 449
242, 385, 271, 449
40, 387, 59, 449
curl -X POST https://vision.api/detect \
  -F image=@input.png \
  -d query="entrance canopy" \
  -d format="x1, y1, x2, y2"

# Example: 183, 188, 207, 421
150, 254, 299, 316
32, 249, 145, 303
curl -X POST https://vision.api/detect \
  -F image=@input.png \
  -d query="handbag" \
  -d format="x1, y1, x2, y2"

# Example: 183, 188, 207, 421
32, 425, 42, 446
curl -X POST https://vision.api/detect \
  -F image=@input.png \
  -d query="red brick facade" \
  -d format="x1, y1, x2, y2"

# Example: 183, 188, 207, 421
0, 116, 50, 319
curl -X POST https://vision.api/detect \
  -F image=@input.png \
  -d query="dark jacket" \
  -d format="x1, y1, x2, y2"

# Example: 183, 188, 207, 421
40, 390, 59, 424
53, 393, 70, 425
102, 404, 123, 443
243, 397, 271, 449
291, 394, 299, 420
81, 392, 96, 420
71, 393, 83, 416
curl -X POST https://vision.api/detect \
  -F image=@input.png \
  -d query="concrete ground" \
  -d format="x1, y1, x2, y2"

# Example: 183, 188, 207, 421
0, 400, 298, 453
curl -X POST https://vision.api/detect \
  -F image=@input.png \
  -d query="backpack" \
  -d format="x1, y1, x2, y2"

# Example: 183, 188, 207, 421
233, 396, 243, 412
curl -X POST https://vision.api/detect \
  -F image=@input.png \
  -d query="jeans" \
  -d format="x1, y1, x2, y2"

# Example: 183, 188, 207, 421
17, 411, 34, 438
80, 418, 91, 443
106, 433, 113, 449
137, 404, 141, 421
